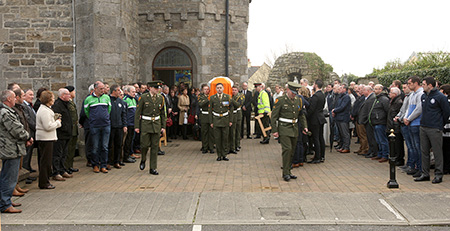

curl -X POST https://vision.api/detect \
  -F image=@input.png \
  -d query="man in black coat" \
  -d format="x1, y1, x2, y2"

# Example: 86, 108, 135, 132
241, 82, 253, 139
108, 85, 128, 169
52, 88, 73, 180
306, 80, 327, 163
358, 86, 378, 158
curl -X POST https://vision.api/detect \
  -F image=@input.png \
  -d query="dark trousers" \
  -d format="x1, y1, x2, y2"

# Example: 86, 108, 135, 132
109, 127, 124, 164
65, 135, 77, 169
443, 137, 450, 173
310, 123, 326, 160
365, 124, 378, 155
336, 122, 350, 150
241, 110, 251, 137
38, 141, 54, 188
84, 128, 92, 163
123, 126, 134, 159
293, 123, 305, 164
53, 139, 69, 175
23, 137, 39, 171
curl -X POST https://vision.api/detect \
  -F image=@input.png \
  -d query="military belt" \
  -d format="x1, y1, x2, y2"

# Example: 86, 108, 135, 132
142, 115, 160, 121
279, 117, 297, 123
200, 109, 209, 115
212, 111, 229, 117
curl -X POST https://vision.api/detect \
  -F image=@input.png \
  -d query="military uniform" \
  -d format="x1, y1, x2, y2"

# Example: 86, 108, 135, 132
229, 92, 244, 152
135, 81, 167, 174
198, 92, 214, 153
271, 82, 307, 181
209, 92, 233, 160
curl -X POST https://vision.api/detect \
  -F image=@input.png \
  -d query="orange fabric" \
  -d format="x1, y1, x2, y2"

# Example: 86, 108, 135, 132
208, 77, 233, 98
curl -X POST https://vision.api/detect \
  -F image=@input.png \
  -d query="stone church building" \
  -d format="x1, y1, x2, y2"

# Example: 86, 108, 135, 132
1, 0, 250, 104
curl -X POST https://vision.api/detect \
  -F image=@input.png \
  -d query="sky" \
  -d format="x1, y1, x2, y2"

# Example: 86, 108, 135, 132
247, 0, 450, 77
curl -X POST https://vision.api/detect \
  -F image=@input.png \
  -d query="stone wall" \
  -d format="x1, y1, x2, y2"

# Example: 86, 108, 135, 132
0, 0, 74, 91
138, 0, 249, 88
75, 0, 139, 105
266, 52, 327, 90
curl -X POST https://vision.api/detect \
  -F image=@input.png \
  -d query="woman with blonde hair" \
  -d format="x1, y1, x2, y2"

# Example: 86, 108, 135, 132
178, 87, 190, 139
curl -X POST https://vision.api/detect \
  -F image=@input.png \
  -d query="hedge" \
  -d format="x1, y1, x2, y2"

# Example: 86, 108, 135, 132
370, 66, 450, 87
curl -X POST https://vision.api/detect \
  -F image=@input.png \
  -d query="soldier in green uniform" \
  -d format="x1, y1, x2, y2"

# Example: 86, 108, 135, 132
271, 82, 308, 182
198, 84, 215, 154
209, 83, 233, 161
134, 81, 167, 175
229, 85, 244, 153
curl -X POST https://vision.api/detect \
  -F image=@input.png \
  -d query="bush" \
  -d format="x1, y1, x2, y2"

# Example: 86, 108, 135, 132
371, 66, 450, 86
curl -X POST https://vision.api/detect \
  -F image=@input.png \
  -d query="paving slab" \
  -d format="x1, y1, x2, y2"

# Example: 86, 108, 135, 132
2, 192, 199, 225
382, 192, 450, 225
195, 192, 408, 225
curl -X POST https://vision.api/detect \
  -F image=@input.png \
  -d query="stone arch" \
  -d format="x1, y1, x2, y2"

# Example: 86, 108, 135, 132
140, 37, 200, 87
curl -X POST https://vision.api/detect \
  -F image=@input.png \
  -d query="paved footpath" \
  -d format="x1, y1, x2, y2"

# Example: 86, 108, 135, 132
1, 136, 450, 226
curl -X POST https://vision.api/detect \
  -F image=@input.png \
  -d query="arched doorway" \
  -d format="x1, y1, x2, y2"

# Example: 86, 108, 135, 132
152, 47, 193, 87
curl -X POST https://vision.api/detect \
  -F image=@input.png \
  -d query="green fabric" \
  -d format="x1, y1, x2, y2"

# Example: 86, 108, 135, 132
209, 93, 233, 127
140, 132, 160, 169
214, 126, 228, 157
134, 93, 167, 132
280, 135, 297, 176
271, 95, 307, 136
257, 90, 271, 114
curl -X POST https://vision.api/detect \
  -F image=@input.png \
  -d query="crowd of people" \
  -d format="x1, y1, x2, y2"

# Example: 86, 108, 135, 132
1, 75, 450, 213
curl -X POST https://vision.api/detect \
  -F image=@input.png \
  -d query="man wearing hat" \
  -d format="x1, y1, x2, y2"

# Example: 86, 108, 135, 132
135, 81, 167, 175
64, 86, 80, 174
209, 83, 233, 161
198, 83, 214, 154
255, 83, 271, 144
271, 82, 308, 182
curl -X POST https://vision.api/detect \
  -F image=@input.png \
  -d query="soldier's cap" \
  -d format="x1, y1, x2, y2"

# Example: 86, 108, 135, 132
157, 80, 164, 86
64, 85, 75, 92
287, 82, 302, 92
147, 81, 161, 88
254, 82, 262, 87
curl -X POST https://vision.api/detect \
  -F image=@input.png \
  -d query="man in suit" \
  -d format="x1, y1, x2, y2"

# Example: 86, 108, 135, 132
209, 83, 233, 161
332, 85, 352, 153
241, 82, 253, 139
306, 80, 327, 163
22, 89, 37, 173
358, 85, 378, 158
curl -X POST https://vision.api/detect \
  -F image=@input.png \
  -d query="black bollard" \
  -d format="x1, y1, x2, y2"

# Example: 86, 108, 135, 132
387, 129, 399, 188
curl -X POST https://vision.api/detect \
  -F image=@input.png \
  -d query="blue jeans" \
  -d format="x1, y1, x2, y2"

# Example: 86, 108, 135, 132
90, 126, 111, 169
401, 124, 415, 168
409, 126, 422, 170
0, 157, 21, 212
373, 124, 389, 159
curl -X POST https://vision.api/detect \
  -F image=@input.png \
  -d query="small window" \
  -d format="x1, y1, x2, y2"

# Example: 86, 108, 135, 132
154, 48, 191, 68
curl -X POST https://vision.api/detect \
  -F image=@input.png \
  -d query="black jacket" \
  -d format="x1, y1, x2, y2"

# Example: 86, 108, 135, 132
52, 98, 73, 140
369, 93, 389, 126
387, 94, 403, 133
109, 96, 127, 129
351, 95, 364, 119
307, 90, 326, 125
242, 89, 253, 113
358, 93, 376, 125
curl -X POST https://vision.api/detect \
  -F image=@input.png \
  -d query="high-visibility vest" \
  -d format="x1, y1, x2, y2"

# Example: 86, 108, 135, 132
257, 90, 271, 114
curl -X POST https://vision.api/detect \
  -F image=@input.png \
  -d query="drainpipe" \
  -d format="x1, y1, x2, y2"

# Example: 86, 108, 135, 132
225, 0, 229, 77
72, 0, 77, 104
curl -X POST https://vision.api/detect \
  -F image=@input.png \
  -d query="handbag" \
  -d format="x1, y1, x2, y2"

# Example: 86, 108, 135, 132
188, 114, 195, 124
166, 113, 173, 127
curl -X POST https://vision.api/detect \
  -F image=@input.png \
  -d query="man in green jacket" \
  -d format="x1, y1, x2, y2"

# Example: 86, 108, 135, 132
229, 85, 244, 153
209, 83, 233, 161
271, 82, 308, 182
135, 81, 167, 175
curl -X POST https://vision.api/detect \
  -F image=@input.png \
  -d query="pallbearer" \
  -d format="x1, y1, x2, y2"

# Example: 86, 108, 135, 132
198, 84, 214, 154
271, 82, 308, 182
209, 83, 233, 161
230, 85, 244, 153
135, 81, 167, 175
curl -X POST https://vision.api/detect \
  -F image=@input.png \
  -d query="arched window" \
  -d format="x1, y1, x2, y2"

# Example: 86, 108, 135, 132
153, 48, 191, 69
